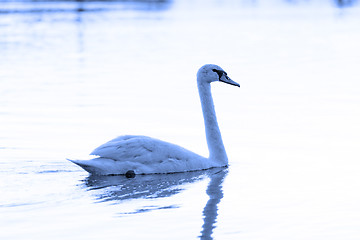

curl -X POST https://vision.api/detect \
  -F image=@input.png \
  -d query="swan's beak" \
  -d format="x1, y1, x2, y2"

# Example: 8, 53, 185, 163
220, 75, 240, 87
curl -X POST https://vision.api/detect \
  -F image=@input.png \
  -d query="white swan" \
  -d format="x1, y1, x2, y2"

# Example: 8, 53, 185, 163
69, 64, 240, 175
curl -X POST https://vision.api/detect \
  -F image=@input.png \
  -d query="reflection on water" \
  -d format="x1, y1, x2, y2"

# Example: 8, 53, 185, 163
0, 0, 173, 14
84, 170, 206, 203
84, 168, 227, 239
0, 0, 358, 12
200, 169, 227, 240
335, 0, 358, 7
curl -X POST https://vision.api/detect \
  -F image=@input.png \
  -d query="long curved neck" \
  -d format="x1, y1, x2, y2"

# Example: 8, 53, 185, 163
197, 81, 228, 165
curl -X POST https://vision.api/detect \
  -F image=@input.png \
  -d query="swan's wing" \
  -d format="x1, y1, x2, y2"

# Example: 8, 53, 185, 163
90, 135, 152, 161
90, 135, 196, 162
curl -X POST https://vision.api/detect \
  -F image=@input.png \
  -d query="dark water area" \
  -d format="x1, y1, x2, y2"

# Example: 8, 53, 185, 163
0, 0, 172, 14
0, 0, 358, 14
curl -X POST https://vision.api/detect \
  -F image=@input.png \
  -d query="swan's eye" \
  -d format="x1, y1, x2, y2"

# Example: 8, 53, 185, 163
212, 69, 227, 80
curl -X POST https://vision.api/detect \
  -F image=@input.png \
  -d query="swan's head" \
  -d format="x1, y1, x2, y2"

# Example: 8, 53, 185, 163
197, 64, 240, 87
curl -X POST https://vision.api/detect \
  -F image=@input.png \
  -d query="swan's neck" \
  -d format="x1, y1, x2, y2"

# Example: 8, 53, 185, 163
198, 81, 228, 165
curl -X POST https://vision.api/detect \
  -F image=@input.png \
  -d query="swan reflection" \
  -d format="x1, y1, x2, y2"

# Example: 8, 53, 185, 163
85, 169, 210, 202
83, 168, 227, 239
200, 169, 227, 240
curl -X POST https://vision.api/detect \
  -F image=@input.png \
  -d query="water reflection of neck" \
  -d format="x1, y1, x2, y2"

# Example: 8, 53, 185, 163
200, 170, 227, 239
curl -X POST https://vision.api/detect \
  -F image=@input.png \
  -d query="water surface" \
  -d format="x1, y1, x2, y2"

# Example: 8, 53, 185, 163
1, 0, 360, 239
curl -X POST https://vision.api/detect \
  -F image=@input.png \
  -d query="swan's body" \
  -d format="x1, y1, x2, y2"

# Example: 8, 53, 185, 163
69, 64, 239, 175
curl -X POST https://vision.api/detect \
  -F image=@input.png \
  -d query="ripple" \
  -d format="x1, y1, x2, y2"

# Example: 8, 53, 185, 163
117, 204, 180, 216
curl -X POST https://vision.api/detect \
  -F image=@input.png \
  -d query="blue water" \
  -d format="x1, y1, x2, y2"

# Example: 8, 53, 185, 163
1, 0, 360, 239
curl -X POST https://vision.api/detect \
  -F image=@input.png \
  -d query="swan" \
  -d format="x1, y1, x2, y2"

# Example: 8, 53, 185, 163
69, 64, 240, 175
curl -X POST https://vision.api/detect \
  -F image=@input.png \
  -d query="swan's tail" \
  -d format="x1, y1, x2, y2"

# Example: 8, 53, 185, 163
68, 159, 99, 174
67, 158, 107, 175
67, 158, 125, 175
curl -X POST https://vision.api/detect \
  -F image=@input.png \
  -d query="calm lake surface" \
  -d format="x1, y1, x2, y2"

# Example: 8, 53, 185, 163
1, 0, 360, 239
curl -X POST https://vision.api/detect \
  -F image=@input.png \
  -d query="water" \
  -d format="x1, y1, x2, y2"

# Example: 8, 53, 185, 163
1, 0, 360, 239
